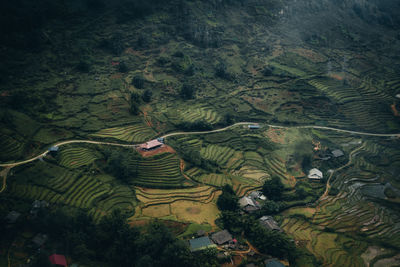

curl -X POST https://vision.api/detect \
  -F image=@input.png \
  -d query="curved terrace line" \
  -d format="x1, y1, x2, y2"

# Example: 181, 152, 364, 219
1, 122, 399, 169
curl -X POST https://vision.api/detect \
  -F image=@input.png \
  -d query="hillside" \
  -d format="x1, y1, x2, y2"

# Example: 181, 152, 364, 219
1, 0, 400, 266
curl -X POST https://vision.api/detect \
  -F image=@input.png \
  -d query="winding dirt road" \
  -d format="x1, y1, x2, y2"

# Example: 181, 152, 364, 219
320, 143, 366, 200
1, 122, 399, 169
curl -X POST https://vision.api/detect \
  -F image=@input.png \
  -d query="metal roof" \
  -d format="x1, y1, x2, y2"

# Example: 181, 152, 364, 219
211, 230, 233, 245
188, 236, 216, 252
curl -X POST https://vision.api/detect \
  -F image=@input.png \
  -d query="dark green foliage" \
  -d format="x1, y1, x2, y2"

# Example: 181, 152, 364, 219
28, 208, 218, 266
99, 33, 124, 55
177, 120, 212, 131
262, 66, 274, 76
103, 148, 140, 182
142, 89, 153, 103
328, 187, 340, 196
130, 92, 142, 115
246, 222, 298, 263
118, 62, 129, 73
31, 252, 52, 267
260, 200, 284, 215
180, 83, 195, 99
171, 141, 219, 173
130, 102, 140, 115
215, 61, 232, 80
76, 60, 90, 73
132, 75, 145, 89
262, 176, 285, 201
217, 185, 239, 211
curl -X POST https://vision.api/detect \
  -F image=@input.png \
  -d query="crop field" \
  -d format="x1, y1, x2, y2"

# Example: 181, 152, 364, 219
92, 124, 156, 143
195, 173, 233, 187
132, 153, 191, 188
59, 147, 100, 169
133, 186, 220, 226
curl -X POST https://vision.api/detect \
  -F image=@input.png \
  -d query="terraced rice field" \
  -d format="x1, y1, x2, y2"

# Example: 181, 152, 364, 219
200, 144, 241, 168
195, 173, 233, 187
178, 107, 222, 125
92, 124, 156, 143
135, 186, 218, 207
90, 186, 137, 222
59, 147, 100, 169
308, 77, 399, 132
0, 133, 24, 161
281, 216, 367, 267
133, 153, 192, 188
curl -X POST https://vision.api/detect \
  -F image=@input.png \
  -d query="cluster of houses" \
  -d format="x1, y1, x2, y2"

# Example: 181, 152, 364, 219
308, 148, 345, 181
238, 191, 265, 213
188, 227, 284, 267
188, 229, 237, 252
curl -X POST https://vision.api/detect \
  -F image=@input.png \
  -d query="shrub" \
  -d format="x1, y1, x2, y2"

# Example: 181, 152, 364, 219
132, 75, 145, 89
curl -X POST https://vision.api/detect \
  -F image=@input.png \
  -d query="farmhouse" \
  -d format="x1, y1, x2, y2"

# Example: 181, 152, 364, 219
239, 196, 260, 213
331, 149, 344, 158
265, 259, 285, 267
188, 236, 216, 252
139, 139, 163, 151
5, 211, 21, 224
308, 168, 323, 180
248, 124, 260, 129
259, 216, 282, 232
32, 233, 48, 247
211, 230, 233, 245
49, 254, 67, 267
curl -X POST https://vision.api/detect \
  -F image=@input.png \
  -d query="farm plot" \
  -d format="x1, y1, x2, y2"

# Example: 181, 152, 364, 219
178, 107, 222, 125
0, 132, 24, 161
90, 185, 137, 222
135, 186, 218, 207
133, 153, 192, 188
281, 216, 367, 267
195, 173, 233, 187
200, 144, 239, 168
92, 124, 156, 143
59, 147, 100, 169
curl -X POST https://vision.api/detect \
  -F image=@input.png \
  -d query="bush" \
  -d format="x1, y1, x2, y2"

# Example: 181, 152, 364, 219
132, 75, 145, 89
180, 83, 195, 99
76, 61, 90, 73
142, 90, 153, 102
118, 62, 129, 73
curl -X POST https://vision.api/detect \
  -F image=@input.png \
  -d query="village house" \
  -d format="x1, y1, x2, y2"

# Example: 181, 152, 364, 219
265, 258, 285, 267
5, 211, 21, 224
331, 149, 344, 158
211, 230, 233, 246
259, 216, 282, 232
188, 236, 216, 252
308, 168, 323, 180
249, 190, 266, 201
239, 196, 260, 213
49, 254, 67, 267
248, 124, 261, 129
32, 233, 48, 247
139, 139, 163, 151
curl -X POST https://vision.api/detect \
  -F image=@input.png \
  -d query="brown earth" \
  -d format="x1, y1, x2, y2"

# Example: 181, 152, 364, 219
137, 145, 176, 157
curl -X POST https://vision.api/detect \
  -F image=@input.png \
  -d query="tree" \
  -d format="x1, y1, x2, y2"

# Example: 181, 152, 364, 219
262, 176, 285, 201
118, 62, 129, 73
180, 83, 195, 99
132, 75, 145, 89
261, 200, 283, 215
217, 185, 239, 211
142, 89, 153, 102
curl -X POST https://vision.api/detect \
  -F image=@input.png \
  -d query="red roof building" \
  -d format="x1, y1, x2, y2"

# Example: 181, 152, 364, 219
139, 139, 163, 150
49, 254, 67, 267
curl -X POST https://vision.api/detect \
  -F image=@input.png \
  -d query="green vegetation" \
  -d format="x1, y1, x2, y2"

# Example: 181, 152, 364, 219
1, 0, 400, 265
